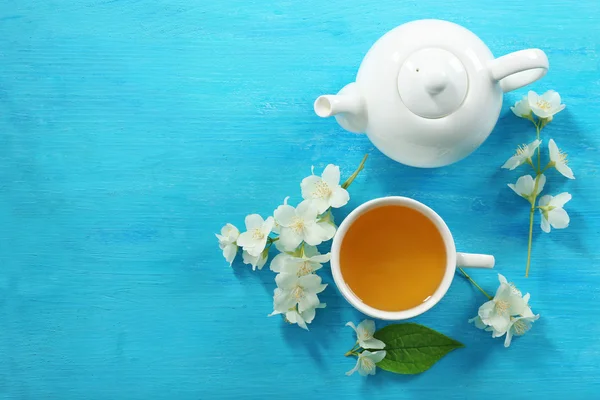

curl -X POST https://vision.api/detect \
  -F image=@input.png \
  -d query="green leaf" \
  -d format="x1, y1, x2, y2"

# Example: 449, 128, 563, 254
373, 323, 464, 375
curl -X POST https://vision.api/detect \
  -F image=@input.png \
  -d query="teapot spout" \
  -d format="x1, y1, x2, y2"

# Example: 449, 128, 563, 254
314, 94, 362, 117
314, 83, 367, 133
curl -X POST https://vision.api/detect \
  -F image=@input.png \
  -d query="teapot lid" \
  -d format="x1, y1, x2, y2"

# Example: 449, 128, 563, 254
397, 48, 468, 119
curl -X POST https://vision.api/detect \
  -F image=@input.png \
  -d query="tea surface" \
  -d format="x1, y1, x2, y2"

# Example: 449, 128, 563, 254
340, 205, 447, 311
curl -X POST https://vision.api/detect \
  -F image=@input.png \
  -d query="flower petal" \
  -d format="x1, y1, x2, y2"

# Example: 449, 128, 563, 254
278, 228, 303, 251
521, 304, 535, 318
498, 273, 508, 285
301, 306, 317, 324
303, 223, 326, 246
330, 187, 350, 208
534, 174, 546, 196
514, 175, 534, 196
245, 214, 264, 230
550, 192, 572, 208
296, 200, 319, 221
345, 360, 360, 376
548, 208, 570, 229
275, 272, 299, 290
357, 319, 376, 339
235, 231, 254, 249
318, 221, 336, 242
361, 338, 386, 350
504, 328, 514, 347
221, 223, 240, 239
298, 273, 323, 292
540, 214, 551, 233
223, 244, 238, 265
300, 175, 321, 200
538, 195, 551, 207
322, 164, 341, 186
541, 90, 560, 107
365, 350, 387, 364
478, 300, 496, 321
309, 252, 331, 264
345, 321, 359, 335
555, 162, 575, 179
548, 139, 559, 162
469, 316, 488, 330
273, 291, 296, 312
270, 253, 291, 272
262, 216, 274, 235
502, 155, 523, 170
486, 312, 510, 334
298, 292, 320, 313
274, 204, 296, 227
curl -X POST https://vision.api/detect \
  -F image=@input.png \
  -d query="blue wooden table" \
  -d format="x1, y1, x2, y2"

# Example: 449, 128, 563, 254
1, 1, 599, 398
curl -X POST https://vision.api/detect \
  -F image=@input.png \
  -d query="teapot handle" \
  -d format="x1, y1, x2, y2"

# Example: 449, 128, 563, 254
489, 49, 549, 93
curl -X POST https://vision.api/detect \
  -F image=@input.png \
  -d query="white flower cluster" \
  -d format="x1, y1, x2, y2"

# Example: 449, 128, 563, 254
470, 274, 539, 347
345, 320, 386, 377
504, 90, 573, 234
217, 162, 363, 329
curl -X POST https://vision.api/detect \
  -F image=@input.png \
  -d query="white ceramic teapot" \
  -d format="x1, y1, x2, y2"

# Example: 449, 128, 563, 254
314, 20, 549, 168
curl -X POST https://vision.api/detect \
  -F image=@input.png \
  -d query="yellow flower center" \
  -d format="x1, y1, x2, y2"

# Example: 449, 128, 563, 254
515, 145, 527, 156
558, 151, 568, 164
291, 285, 305, 300
512, 319, 529, 336
495, 300, 510, 315
297, 261, 313, 277
312, 180, 332, 199
290, 217, 305, 234
509, 283, 521, 296
536, 99, 552, 110
361, 356, 376, 372
252, 228, 265, 240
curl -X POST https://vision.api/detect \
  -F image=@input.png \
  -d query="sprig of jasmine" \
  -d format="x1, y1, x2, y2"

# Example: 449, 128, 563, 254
464, 272, 539, 347
216, 155, 368, 330
503, 90, 573, 276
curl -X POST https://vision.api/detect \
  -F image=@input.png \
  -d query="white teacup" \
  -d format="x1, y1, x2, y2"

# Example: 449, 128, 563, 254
331, 196, 494, 320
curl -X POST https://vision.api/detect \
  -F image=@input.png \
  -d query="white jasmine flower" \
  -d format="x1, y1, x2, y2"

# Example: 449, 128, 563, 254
548, 139, 574, 179
508, 174, 546, 200
273, 273, 327, 313
504, 314, 539, 347
242, 250, 268, 271
301, 164, 350, 214
270, 245, 330, 275
528, 90, 565, 119
346, 350, 386, 377
478, 274, 526, 334
346, 320, 385, 350
510, 95, 532, 118
274, 200, 329, 250
215, 223, 239, 265
271, 303, 326, 330
236, 214, 274, 257
501, 139, 541, 170
538, 192, 572, 233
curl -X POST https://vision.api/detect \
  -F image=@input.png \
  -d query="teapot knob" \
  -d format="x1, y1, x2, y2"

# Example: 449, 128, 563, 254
397, 48, 468, 119
423, 69, 448, 95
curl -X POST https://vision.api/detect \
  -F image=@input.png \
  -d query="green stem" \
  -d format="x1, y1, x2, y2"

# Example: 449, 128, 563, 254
525, 204, 535, 278
524, 121, 546, 277
341, 154, 369, 189
458, 268, 492, 300
536, 122, 541, 171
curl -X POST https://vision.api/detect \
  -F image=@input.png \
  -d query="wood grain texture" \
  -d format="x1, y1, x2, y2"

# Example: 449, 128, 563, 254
1, 0, 599, 398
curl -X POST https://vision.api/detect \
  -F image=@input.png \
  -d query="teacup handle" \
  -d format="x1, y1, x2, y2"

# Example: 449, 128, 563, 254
488, 49, 549, 93
457, 252, 495, 268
